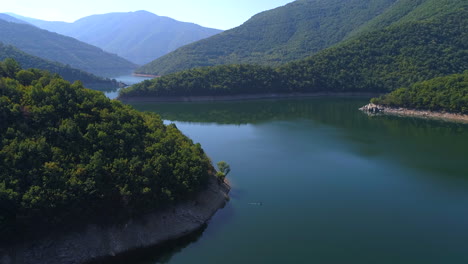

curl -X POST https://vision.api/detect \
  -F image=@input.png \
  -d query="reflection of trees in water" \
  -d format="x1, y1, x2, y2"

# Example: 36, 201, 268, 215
86, 224, 207, 264
130, 97, 369, 125
132, 97, 468, 180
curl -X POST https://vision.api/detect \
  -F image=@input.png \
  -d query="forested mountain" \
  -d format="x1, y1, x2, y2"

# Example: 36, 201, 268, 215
0, 43, 121, 90
0, 60, 213, 241
371, 71, 468, 114
9, 11, 222, 65
136, 0, 468, 76
0, 19, 136, 77
120, 8, 467, 100
136, 0, 400, 75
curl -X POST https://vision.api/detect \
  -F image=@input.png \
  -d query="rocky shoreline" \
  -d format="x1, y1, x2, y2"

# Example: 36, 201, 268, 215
118, 92, 380, 103
0, 176, 230, 264
360, 103, 468, 123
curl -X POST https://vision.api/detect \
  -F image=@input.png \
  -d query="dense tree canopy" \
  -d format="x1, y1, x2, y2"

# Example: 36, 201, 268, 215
0, 60, 213, 240
120, 9, 467, 101
136, 0, 399, 75
371, 71, 468, 114
136, 0, 467, 76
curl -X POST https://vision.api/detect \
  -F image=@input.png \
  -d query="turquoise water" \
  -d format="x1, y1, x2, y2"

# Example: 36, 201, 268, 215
125, 97, 468, 264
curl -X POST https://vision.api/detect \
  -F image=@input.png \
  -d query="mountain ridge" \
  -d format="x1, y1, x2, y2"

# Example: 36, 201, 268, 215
0, 43, 122, 90
0, 18, 136, 77
136, 0, 467, 76
9, 11, 222, 65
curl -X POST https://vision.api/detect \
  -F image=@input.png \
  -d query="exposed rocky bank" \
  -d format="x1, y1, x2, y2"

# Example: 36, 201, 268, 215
0, 176, 230, 264
118, 92, 380, 103
360, 103, 468, 123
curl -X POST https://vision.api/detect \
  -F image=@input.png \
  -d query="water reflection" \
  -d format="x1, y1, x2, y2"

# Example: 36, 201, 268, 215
124, 97, 468, 264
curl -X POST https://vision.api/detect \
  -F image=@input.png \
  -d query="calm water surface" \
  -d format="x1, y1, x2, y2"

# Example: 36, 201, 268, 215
104, 75, 152, 99
125, 97, 468, 264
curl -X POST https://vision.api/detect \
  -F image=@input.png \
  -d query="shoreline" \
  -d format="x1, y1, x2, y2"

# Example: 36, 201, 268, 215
0, 176, 230, 264
132, 73, 159, 78
360, 103, 468, 123
118, 92, 381, 103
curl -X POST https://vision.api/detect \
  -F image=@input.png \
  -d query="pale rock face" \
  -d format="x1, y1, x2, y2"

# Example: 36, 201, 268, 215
359, 103, 385, 113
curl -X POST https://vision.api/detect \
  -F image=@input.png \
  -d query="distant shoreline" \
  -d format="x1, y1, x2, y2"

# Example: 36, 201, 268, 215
118, 92, 381, 103
360, 103, 468, 123
132, 73, 159, 78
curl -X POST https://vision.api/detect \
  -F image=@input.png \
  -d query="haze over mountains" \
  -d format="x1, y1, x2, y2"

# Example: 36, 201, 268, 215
9, 11, 222, 65
0, 18, 136, 77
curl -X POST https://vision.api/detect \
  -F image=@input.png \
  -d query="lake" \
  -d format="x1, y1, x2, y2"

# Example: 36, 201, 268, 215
122, 97, 468, 264
104, 75, 152, 99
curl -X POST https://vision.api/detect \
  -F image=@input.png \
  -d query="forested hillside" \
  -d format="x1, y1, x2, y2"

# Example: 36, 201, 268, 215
0, 60, 213, 241
136, 0, 398, 75
0, 19, 136, 77
120, 9, 467, 99
371, 71, 468, 114
0, 43, 121, 90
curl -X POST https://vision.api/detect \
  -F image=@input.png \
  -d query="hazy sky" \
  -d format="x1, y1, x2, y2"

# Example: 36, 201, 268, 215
1, 0, 295, 30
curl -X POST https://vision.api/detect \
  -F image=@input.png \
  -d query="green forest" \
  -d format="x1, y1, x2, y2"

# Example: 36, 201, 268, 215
120, 9, 467, 102
136, 0, 467, 76
371, 71, 468, 114
0, 43, 122, 91
136, 0, 399, 75
0, 60, 214, 241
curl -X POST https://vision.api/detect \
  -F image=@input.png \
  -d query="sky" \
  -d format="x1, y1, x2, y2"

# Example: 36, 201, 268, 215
1, 0, 295, 30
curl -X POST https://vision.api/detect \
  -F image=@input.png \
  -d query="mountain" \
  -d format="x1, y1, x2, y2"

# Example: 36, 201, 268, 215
120, 7, 467, 100
349, 0, 468, 36
0, 19, 136, 77
136, 0, 468, 76
0, 14, 29, 24
10, 11, 222, 65
0, 43, 122, 90
136, 0, 401, 75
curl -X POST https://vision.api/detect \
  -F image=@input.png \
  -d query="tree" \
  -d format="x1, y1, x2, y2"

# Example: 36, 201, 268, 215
216, 161, 231, 181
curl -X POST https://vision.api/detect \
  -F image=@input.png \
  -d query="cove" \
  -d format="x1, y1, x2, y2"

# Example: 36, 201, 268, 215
120, 97, 468, 264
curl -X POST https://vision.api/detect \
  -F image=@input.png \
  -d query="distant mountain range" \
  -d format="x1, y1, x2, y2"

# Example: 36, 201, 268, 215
121, 0, 467, 102
0, 17, 136, 77
8, 11, 222, 65
136, 0, 468, 76
0, 14, 29, 24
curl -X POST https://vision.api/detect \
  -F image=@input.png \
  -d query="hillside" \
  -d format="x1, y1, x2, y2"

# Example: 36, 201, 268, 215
0, 43, 121, 90
11, 11, 222, 65
136, 0, 468, 76
136, 0, 399, 75
0, 19, 136, 77
120, 9, 467, 100
0, 14, 29, 24
0, 60, 214, 242
371, 71, 468, 114
350, 0, 468, 36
